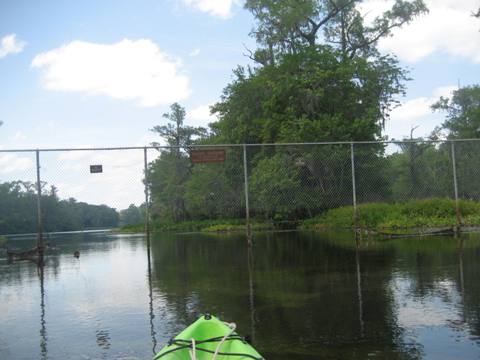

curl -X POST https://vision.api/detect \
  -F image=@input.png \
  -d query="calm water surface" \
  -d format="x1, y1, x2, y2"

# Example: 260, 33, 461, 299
1, 231, 480, 359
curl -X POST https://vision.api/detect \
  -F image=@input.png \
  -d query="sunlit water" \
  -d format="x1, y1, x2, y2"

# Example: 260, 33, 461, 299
1, 231, 480, 359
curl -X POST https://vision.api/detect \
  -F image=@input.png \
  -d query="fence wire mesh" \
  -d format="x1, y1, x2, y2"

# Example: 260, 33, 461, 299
355, 142, 454, 204
2, 140, 480, 236
247, 144, 352, 226
146, 146, 245, 224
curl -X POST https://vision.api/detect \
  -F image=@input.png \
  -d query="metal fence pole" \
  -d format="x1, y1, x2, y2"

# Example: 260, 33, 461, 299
451, 141, 462, 231
243, 145, 251, 241
144, 147, 151, 240
351, 143, 358, 233
35, 150, 44, 253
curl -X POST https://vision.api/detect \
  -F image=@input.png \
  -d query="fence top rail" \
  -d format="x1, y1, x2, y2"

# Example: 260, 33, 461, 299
1, 138, 480, 152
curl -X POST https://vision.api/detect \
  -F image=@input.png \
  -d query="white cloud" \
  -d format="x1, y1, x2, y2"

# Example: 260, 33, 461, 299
187, 103, 218, 127
12, 131, 27, 142
386, 85, 456, 139
393, 277, 463, 328
135, 133, 161, 147
182, 0, 239, 19
390, 97, 432, 123
433, 85, 458, 99
0, 153, 33, 174
31, 39, 191, 107
373, 0, 480, 63
57, 147, 94, 162
0, 34, 26, 59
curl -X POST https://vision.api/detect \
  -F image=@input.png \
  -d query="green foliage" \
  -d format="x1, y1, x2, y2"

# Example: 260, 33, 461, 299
250, 153, 302, 219
387, 142, 452, 200
433, 85, 480, 139
119, 204, 144, 226
301, 198, 480, 232
152, 219, 245, 232
0, 181, 119, 234
183, 151, 245, 219
201, 222, 273, 232
0, 235, 7, 247
431, 87, 480, 201
117, 223, 144, 233
212, 47, 407, 144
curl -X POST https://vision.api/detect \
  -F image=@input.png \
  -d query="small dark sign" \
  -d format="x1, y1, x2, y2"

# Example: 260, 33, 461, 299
190, 149, 226, 164
90, 165, 103, 173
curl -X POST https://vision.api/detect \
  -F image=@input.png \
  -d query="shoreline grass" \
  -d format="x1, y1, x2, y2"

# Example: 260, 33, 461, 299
117, 219, 274, 234
300, 198, 480, 233
116, 198, 480, 236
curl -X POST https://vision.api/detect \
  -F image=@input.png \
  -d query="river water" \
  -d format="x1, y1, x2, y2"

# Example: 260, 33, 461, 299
1, 231, 480, 360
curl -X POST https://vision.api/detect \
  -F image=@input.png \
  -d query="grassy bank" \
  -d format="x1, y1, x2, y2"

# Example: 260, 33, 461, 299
117, 219, 274, 234
117, 198, 479, 235
301, 198, 480, 233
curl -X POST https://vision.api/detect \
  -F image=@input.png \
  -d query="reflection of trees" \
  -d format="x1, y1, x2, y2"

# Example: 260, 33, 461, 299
459, 240, 480, 338
373, 235, 480, 348
150, 232, 421, 359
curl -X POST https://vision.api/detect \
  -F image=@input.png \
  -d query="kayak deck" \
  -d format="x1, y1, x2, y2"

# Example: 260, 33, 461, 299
153, 314, 264, 360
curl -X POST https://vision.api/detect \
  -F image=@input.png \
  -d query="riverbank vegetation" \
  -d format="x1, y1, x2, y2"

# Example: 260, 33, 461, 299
118, 219, 274, 234
301, 198, 480, 233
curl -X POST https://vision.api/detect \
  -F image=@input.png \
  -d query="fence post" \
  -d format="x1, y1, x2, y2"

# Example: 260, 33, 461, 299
35, 149, 44, 253
144, 147, 151, 241
243, 144, 251, 242
350, 143, 358, 235
451, 141, 462, 232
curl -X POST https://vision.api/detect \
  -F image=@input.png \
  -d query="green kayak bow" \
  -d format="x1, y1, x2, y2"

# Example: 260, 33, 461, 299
153, 314, 264, 360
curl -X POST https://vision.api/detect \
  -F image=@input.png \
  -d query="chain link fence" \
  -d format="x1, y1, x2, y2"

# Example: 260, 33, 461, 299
1, 139, 480, 237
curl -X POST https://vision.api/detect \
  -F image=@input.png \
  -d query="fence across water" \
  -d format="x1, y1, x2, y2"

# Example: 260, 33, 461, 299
2, 139, 480, 240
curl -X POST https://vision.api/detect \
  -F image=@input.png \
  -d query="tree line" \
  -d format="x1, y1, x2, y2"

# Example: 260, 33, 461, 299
0, 181, 144, 234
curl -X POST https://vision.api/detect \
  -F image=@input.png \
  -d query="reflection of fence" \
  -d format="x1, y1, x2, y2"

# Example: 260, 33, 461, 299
2, 139, 480, 239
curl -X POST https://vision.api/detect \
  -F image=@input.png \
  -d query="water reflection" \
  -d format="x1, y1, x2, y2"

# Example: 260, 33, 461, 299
147, 236, 158, 355
1, 231, 480, 359
38, 261, 48, 360
148, 232, 480, 359
355, 245, 364, 337
247, 244, 256, 344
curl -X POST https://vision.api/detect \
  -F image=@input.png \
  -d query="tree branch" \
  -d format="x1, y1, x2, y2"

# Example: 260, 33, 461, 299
348, 20, 408, 58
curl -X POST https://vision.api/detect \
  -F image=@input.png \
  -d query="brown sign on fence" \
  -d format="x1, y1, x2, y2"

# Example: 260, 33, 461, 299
190, 149, 226, 164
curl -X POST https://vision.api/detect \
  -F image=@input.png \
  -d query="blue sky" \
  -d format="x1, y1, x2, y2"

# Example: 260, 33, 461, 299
0, 0, 479, 208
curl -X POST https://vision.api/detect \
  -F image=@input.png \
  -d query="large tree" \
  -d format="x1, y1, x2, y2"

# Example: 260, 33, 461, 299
212, 46, 407, 144
205, 1, 427, 222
